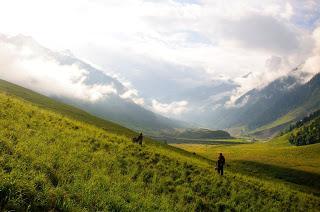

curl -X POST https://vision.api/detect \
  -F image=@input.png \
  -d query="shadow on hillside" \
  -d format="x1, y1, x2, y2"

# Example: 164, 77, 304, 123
169, 140, 247, 145
230, 160, 320, 196
153, 137, 248, 145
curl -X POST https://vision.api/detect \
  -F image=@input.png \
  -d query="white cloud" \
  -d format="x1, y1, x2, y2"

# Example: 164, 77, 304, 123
216, 13, 306, 54
0, 0, 313, 79
0, 0, 319, 117
0, 37, 117, 102
226, 71, 283, 106
281, 2, 294, 20
120, 88, 145, 105
265, 56, 282, 72
151, 100, 188, 116
303, 26, 320, 76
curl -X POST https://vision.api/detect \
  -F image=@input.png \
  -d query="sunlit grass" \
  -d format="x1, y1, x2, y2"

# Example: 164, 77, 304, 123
174, 135, 320, 173
174, 135, 320, 195
0, 91, 319, 211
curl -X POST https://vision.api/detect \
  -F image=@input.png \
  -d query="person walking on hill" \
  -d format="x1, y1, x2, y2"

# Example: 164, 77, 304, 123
217, 153, 225, 175
137, 132, 143, 146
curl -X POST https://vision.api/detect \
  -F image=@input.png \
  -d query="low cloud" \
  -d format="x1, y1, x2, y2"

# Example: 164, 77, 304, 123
151, 99, 188, 116
303, 26, 320, 77
265, 56, 282, 72
0, 36, 117, 102
120, 88, 145, 105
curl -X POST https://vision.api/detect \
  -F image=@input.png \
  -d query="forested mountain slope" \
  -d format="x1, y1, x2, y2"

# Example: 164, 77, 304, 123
206, 73, 320, 137
287, 109, 320, 146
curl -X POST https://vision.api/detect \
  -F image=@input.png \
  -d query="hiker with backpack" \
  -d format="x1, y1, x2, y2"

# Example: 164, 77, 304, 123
132, 132, 143, 146
216, 153, 225, 175
137, 133, 143, 146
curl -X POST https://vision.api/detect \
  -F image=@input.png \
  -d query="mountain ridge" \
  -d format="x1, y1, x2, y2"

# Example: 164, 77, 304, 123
203, 72, 320, 137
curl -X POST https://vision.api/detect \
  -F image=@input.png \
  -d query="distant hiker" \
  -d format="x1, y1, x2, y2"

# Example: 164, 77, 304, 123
137, 133, 143, 146
216, 153, 225, 175
132, 133, 143, 146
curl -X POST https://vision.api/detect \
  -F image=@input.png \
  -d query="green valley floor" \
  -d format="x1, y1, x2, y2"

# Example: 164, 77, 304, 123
174, 136, 320, 197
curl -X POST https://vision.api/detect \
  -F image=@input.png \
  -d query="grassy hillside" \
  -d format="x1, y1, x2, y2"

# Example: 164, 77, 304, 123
1, 88, 320, 210
0, 79, 135, 137
174, 134, 320, 196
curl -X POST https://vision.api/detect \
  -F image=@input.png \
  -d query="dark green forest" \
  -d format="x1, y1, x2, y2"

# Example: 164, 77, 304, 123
289, 115, 320, 146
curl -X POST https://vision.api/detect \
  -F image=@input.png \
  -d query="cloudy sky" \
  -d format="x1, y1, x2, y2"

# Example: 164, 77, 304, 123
0, 0, 319, 117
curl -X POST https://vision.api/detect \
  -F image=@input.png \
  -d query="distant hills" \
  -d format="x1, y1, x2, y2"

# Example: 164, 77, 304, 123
176, 128, 232, 139
159, 128, 232, 140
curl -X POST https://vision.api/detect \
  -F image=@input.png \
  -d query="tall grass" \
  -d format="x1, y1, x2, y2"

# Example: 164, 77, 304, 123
0, 92, 319, 211
175, 135, 320, 196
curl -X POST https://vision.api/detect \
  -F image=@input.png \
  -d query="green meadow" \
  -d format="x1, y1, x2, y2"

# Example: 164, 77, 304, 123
0, 82, 319, 211
174, 135, 320, 196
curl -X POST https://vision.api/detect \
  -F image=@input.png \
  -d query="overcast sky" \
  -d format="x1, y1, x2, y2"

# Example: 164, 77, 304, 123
0, 0, 320, 117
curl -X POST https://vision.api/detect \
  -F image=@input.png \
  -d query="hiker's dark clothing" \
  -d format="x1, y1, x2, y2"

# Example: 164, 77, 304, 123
217, 155, 225, 175
137, 133, 143, 146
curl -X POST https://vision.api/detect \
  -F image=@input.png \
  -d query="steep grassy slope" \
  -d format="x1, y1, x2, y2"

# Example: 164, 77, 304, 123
174, 134, 320, 196
0, 88, 320, 210
0, 79, 135, 137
